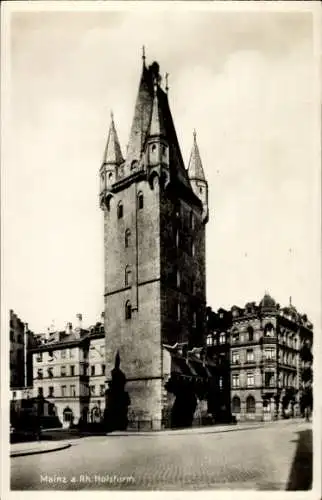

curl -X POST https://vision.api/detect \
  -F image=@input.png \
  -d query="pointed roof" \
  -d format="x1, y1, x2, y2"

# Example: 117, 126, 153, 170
126, 58, 191, 189
149, 79, 166, 137
102, 113, 124, 165
188, 130, 205, 181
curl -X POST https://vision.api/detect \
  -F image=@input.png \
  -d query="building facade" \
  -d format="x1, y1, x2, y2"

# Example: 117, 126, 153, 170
99, 55, 208, 428
30, 316, 106, 428
10, 309, 34, 391
206, 294, 313, 422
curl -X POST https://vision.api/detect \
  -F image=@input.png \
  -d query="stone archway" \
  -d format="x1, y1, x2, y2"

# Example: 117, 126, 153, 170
63, 407, 74, 428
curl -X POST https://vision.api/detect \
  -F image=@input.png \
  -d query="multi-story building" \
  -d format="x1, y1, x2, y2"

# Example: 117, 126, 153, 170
207, 294, 313, 422
99, 53, 208, 428
30, 315, 106, 428
10, 309, 34, 392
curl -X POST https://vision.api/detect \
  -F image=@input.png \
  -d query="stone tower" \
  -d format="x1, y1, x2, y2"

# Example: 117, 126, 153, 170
99, 53, 208, 428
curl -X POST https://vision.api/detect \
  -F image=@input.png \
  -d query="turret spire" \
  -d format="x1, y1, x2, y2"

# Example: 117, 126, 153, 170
188, 129, 205, 181
102, 112, 124, 165
142, 45, 146, 67
148, 76, 166, 137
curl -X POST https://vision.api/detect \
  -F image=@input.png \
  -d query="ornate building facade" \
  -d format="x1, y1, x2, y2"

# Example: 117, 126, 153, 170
206, 295, 313, 422
99, 54, 209, 429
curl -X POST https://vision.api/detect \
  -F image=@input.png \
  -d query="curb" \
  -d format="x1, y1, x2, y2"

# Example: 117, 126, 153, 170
11, 442, 71, 458
107, 424, 264, 437
106, 419, 308, 437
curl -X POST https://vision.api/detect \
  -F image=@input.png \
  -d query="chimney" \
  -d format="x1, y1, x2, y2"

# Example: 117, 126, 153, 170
76, 313, 83, 330
65, 322, 73, 335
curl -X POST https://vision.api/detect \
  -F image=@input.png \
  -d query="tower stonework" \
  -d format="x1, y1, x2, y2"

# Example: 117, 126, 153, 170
99, 57, 208, 428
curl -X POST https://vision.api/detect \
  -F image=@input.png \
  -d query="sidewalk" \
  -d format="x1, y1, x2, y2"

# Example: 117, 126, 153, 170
108, 417, 307, 437
11, 440, 72, 458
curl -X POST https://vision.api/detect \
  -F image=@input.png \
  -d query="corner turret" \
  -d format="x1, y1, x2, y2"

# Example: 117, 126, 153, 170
188, 130, 208, 223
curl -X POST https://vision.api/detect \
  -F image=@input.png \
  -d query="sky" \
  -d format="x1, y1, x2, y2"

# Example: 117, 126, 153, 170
3, 5, 321, 334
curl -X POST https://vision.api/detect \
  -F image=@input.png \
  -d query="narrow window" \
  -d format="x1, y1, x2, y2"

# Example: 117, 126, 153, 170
125, 229, 131, 248
138, 192, 144, 210
192, 312, 197, 328
91, 365, 95, 376
176, 270, 180, 288
125, 266, 132, 287
177, 303, 181, 321
70, 365, 75, 376
117, 201, 123, 219
206, 334, 213, 346
191, 242, 195, 257
125, 301, 132, 320
190, 212, 194, 229
176, 230, 180, 248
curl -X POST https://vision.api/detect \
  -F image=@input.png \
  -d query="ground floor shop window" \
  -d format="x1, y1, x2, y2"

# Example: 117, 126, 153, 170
232, 396, 241, 413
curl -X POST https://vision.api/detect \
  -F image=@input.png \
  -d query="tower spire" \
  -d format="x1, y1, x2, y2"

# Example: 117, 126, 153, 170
102, 112, 124, 165
142, 45, 146, 67
148, 76, 166, 137
188, 129, 205, 180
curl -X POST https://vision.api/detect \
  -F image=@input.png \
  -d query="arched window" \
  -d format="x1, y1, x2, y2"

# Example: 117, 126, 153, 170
125, 229, 131, 248
246, 395, 256, 413
91, 406, 101, 423
232, 396, 241, 413
117, 201, 123, 219
108, 172, 113, 180
125, 301, 132, 320
63, 407, 73, 423
264, 323, 275, 337
138, 192, 144, 210
151, 144, 157, 152
125, 266, 132, 287
206, 334, 213, 346
219, 332, 226, 344
247, 326, 254, 341
131, 160, 138, 170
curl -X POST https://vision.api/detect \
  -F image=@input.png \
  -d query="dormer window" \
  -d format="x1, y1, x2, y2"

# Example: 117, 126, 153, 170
117, 201, 123, 219
199, 187, 203, 194
108, 172, 113, 181
151, 144, 157, 152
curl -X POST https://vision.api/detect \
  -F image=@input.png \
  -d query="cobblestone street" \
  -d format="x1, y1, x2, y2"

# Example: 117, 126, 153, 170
10, 420, 312, 490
